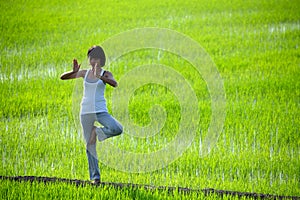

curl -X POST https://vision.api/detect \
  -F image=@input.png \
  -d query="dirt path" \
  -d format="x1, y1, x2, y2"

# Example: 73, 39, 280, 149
0, 176, 298, 199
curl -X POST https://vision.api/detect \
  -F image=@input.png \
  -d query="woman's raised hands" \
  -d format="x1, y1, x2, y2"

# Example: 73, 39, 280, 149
73, 59, 81, 72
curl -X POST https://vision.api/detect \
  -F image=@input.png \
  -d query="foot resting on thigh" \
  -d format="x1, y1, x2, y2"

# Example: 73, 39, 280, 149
88, 127, 97, 145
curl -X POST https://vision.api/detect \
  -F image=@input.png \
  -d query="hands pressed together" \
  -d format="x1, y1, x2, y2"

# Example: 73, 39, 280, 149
92, 62, 103, 78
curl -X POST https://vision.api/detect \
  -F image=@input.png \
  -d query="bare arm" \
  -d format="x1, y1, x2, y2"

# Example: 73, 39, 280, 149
60, 59, 86, 80
100, 71, 118, 87
94, 63, 118, 87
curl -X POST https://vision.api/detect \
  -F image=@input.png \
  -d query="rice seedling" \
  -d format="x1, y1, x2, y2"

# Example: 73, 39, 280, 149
0, 0, 299, 198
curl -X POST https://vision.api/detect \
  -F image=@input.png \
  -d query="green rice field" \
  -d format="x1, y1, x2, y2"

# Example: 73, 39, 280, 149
0, 0, 299, 199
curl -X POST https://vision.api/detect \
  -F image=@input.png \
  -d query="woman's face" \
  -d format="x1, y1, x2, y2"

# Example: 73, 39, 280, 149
89, 57, 101, 67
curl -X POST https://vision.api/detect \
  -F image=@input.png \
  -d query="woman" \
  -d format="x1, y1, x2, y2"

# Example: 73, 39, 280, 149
60, 45, 123, 184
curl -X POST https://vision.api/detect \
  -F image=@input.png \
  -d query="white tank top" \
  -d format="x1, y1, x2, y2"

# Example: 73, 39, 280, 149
80, 69, 107, 114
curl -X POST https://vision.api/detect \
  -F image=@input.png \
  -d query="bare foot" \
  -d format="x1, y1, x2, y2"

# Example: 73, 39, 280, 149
88, 127, 97, 145
91, 179, 100, 185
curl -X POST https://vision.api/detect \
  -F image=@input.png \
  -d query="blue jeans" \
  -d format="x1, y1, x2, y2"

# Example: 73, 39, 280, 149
80, 112, 123, 180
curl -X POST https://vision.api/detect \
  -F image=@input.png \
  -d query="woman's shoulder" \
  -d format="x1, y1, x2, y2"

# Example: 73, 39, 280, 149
78, 69, 88, 78
103, 70, 112, 76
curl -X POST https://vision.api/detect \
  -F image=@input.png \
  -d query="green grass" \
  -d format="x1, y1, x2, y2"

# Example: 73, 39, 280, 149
1, 0, 299, 199
2, 179, 245, 200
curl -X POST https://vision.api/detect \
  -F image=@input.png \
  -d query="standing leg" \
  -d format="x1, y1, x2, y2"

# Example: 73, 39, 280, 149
95, 112, 123, 140
80, 113, 101, 181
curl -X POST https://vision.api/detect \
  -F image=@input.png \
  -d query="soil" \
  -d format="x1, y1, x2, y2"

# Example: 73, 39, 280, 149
0, 176, 298, 199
